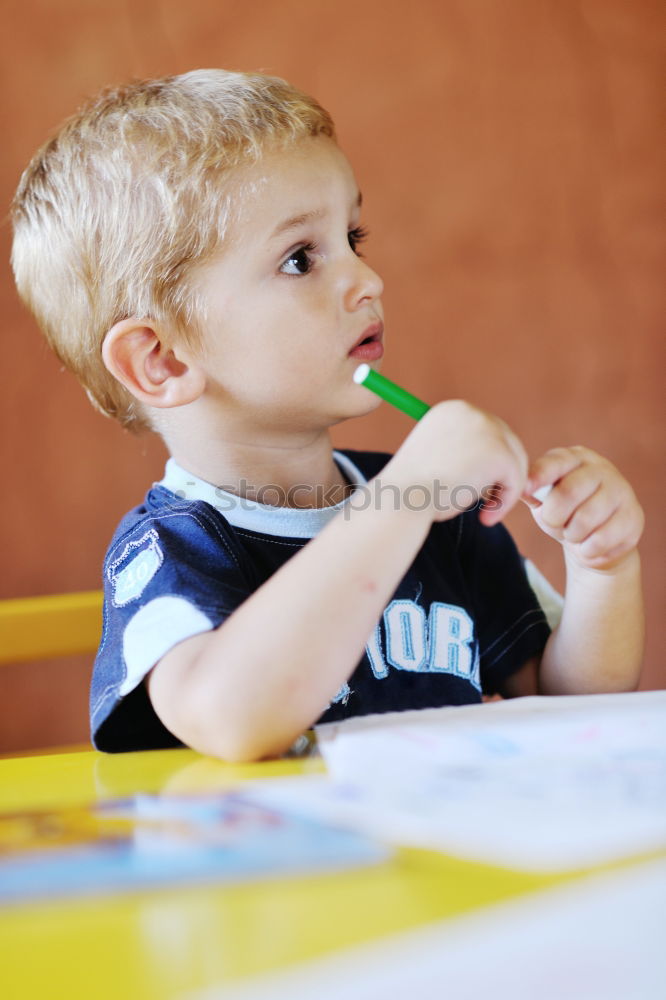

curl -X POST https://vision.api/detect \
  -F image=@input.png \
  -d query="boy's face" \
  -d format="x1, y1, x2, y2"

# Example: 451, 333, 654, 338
191, 136, 385, 435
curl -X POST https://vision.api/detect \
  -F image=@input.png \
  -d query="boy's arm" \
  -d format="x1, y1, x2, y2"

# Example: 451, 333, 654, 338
148, 497, 432, 761
147, 401, 528, 762
523, 446, 645, 694
537, 550, 643, 693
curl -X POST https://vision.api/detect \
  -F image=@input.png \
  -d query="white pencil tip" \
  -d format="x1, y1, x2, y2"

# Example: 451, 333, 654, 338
531, 484, 552, 503
353, 363, 371, 384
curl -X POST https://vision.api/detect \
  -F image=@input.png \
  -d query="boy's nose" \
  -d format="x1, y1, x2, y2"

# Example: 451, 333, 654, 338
344, 254, 384, 310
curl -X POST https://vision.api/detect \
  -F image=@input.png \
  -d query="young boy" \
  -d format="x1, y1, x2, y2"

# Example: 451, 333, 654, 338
11, 70, 644, 761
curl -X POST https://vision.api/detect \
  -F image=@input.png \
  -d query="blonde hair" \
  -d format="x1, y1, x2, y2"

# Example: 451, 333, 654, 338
11, 69, 335, 431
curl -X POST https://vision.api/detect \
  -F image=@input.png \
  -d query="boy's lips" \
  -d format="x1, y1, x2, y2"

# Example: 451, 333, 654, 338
348, 321, 384, 361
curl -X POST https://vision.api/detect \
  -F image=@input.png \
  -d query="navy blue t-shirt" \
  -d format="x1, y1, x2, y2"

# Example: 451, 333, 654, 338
91, 450, 551, 752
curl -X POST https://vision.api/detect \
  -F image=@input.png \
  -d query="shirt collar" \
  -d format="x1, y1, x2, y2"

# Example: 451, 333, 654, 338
157, 451, 367, 539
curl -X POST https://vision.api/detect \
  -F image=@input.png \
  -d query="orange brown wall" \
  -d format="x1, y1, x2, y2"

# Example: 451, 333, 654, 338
1, 0, 663, 752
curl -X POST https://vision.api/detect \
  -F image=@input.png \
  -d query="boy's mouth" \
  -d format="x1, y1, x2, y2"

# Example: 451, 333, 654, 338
348, 322, 384, 361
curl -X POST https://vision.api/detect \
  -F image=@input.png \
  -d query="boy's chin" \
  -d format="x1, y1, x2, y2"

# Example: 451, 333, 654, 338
330, 394, 383, 425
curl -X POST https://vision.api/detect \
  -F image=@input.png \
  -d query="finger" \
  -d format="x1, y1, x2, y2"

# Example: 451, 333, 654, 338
574, 507, 636, 563
478, 426, 528, 526
580, 542, 634, 570
488, 430, 529, 522
525, 446, 588, 498
479, 484, 511, 526
498, 423, 529, 483
562, 485, 620, 545
479, 464, 526, 526
538, 464, 605, 533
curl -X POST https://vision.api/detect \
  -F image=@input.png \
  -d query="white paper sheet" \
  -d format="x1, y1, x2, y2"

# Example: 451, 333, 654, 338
253, 692, 666, 871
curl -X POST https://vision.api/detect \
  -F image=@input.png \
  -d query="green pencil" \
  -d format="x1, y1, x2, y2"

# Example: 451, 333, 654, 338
352, 363, 551, 502
352, 364, 431, 421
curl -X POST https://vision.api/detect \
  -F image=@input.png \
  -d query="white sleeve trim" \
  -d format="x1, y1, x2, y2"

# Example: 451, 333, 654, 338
524, 559, 564, 630
118, 596, 214, 697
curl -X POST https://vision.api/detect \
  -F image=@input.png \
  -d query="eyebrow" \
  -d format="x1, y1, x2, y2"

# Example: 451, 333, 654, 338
270, 192, 363, 241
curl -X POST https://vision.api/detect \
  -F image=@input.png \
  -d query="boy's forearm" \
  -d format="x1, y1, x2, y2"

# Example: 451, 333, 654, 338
183, 487, 432, 760
538, 550, 644, 695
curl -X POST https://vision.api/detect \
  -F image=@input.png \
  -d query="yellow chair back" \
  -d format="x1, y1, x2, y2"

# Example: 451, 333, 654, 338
0, 591, 103, 664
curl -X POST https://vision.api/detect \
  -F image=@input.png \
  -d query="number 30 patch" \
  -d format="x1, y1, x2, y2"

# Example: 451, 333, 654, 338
108, 529, 164, 607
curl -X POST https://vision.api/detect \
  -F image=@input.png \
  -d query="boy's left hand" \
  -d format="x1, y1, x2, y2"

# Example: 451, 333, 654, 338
523, 446, 644, 571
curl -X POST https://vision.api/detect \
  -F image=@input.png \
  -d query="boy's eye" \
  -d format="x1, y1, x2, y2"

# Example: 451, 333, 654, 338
279, 227, 369, 275
348, 225, 369, 256
280, 243, 316, 275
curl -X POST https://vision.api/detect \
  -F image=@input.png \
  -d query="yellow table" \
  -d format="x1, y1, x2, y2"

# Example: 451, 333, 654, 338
0, 744, 655, 999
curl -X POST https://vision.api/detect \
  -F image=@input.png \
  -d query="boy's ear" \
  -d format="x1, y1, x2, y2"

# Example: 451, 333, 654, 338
102, 319, 206, 409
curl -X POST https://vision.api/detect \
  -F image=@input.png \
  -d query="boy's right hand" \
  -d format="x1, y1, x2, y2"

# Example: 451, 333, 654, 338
383, 400, 528, 527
